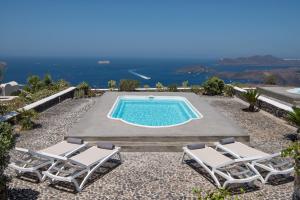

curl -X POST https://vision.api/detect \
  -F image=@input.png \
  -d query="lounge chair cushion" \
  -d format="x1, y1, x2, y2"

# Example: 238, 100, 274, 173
67, 137, 83, 144
220, 137, 235, 145
187, 143, 205, 150
97, 142, 115, 150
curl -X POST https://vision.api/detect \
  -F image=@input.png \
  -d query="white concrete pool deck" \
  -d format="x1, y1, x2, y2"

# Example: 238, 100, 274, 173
67, 92, 247, 141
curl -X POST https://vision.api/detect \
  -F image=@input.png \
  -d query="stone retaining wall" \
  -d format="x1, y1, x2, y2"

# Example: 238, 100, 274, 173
233, 86, 292, 119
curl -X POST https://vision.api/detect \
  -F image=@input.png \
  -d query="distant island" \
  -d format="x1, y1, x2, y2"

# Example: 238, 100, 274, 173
216, 67, 300, 85
218, 55, 300, 67
176, 65, 213, 74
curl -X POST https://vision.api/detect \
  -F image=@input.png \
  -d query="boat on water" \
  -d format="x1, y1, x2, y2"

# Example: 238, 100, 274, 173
129, 70, 151, 80
97, 60, 110, 64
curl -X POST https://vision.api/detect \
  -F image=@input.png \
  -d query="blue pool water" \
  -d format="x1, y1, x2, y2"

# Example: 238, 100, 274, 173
108, 96, 202, 127
287, 88, 300, 95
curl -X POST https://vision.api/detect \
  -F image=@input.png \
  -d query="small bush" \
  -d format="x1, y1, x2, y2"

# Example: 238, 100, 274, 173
77, 81, 90, 95
43, 74, 53, 87
27, 75, 43, 93
168, 84, 178, 92
223, 85, 235, 97
191, 85, 203, 94
182, 80, 189, 88
0, 122, 15, 197
119, 79, 139, 91
203, 77, 225, 95
264, 74, 277, 85
143, 84, 150, 89
108, 80, 117, 90
156, 82, 164, 91
74, 89, 85, 99
18, 109, 38, 130
0, 104, 9, 115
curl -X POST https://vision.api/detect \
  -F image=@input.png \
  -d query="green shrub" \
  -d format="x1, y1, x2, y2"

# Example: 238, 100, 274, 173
74, 89, 85, 99
182, 80, 189, 88
108, 80, 117, 90
27, 75, 43, 93
287, 107, 300, 134
203, 77, 225, 95
18, 109, 38, 130
143, 84, 150, 89
0, 104, 8, 115
119, 79, 139, 91
223, 85, 235, 97
242, 89, 260, 112
52, 79, 69, 91
0, 122, 15, 197
156, 82, 164, 91
191, 85, 203, 94
168, 84, 178, 92
264, 74, 277, 85
43, 74, 53, 87
193, 188, 243, 200
77, 81, 90, 95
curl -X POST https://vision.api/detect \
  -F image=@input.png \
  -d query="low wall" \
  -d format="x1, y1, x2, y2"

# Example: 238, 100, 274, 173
21, 87, 76, 112
0, 87, 76, 122
233, 86, 293, 119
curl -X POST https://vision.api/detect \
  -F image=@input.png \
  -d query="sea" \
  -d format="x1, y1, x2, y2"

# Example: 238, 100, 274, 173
0, 57, 284, 88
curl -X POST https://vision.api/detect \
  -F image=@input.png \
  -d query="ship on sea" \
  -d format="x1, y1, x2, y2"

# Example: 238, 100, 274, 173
97, 60, 110, 64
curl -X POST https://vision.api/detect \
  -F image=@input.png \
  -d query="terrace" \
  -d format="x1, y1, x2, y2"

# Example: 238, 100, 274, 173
3, 83, 297, 199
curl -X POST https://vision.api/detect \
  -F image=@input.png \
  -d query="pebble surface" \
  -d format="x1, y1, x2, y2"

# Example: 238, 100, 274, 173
5, 96, 294, 199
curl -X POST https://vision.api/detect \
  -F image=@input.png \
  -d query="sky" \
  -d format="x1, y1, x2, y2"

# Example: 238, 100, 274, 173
0, 0, 300, 58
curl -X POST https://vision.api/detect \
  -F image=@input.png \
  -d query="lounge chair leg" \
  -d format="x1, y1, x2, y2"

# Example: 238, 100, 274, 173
118, 152, 123, 163
35, 171, 43, 182
73, 179, 81, 192
181, 153, 186, 164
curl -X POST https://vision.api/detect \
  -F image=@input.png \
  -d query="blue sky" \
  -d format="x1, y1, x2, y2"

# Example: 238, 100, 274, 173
0, 0, 300, 58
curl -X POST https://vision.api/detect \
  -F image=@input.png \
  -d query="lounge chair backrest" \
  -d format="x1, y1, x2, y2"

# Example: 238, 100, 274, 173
222, 142, 269, 158
39, 141, 84, 156
187, 147, 233, 169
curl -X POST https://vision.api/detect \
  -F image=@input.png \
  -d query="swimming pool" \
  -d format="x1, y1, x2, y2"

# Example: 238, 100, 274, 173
108, 96, 202, 128
287, 88, 300, 95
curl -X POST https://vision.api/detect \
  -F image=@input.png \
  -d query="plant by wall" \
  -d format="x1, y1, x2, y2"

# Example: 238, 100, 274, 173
191, 85, 203, 94
119, 79, 139, 91
168, 84, 178, 92
155, 82, 164, 91
223, 85, 235, 97
182, 80, 189, 88
282, 107, 300, 199
203, 77, 225, 95
242, 89, 260, 112
0, 122, 15, 198
18, 109, 38, 130
108, 80, 117, 90
77, 81, 90, 96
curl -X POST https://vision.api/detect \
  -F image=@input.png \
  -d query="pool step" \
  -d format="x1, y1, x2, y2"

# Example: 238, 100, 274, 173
72, 136, 249, 152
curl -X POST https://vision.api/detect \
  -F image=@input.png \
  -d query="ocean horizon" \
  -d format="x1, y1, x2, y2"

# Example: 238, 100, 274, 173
0, 56, 288, 88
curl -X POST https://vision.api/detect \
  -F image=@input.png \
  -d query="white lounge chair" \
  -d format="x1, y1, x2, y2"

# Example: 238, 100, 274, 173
182, 144, 264, 188
42, 143, 122, 192
214, 138, 294, 183
9, 138, 87, 182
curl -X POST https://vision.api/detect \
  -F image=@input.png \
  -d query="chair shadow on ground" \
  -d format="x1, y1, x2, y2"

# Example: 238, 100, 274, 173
241, 107, 260, 113
48, 158, 122, 194
8, 188, 40, 200
185, 159, 261, 195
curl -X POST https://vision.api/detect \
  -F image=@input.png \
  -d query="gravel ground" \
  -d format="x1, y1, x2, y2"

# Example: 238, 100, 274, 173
5, 96, 295, 200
